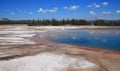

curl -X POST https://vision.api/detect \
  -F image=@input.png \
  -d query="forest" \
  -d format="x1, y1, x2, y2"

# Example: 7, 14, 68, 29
0, 19, 120, 26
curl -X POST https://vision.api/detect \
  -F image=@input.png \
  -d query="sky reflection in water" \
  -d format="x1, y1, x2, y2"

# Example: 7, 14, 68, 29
41, 29, 120, 51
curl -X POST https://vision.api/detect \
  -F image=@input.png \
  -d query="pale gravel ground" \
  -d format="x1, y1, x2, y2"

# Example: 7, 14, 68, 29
0, 53, 99, 71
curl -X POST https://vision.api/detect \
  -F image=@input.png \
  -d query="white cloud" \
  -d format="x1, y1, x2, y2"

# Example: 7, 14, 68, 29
116, 10, 120, 14
90, 11, 96, 15
11, 12, 15, 15
70, 5, 80, 10
102, 2, 109, 6
16, 8, 22, 12
102, 11, 111, 14
63, 6, 68, 10
63, 5, 80, 10
87, 5, 92, 8
29, 12, 33, 14
87, 3, 100, 8
48, 8, 58, 13
94, 5, 100, 8
93, 3, 100, 8
38, 8, 57, 13
48, 10, 56, 13
38, 8, 47, 13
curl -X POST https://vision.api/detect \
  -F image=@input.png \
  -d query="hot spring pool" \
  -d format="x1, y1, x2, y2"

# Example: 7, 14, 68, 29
41, 28, 120, 51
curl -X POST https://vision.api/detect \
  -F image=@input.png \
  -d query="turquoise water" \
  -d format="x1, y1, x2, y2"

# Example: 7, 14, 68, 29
42, 29, 120, 51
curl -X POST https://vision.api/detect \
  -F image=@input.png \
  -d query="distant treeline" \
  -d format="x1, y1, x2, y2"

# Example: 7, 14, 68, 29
0, 20, 28, 25
0, 19, 120, 26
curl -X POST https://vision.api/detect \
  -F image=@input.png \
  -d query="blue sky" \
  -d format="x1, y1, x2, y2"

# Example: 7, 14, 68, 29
0, 0, 120, 20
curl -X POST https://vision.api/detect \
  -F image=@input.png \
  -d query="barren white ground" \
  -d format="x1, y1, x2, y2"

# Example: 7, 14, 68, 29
0, 53, 99, 71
